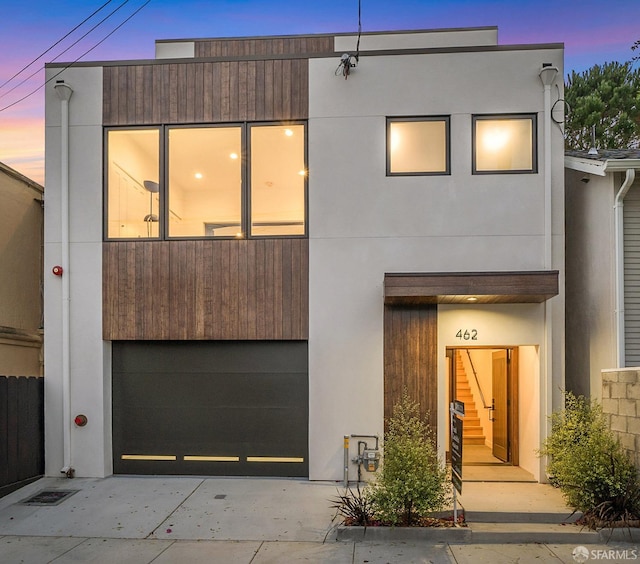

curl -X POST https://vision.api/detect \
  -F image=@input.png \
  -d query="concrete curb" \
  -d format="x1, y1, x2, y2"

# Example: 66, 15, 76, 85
336, 525, 472, 542
599, 527, 640, 544
336, 524, 608, 544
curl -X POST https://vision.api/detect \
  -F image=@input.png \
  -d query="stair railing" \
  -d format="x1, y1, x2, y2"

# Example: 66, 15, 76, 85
464, 350, 491, 410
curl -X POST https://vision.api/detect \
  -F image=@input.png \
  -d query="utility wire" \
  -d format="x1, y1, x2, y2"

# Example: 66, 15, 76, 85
0, 1, 114, 92
0, 1, 130, 100
0, 1, 151, 113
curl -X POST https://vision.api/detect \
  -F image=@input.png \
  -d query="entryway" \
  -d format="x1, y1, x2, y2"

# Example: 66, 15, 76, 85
447, 347, 534, 482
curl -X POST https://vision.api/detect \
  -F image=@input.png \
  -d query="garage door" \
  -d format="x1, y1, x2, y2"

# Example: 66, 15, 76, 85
112, 341, 308, 477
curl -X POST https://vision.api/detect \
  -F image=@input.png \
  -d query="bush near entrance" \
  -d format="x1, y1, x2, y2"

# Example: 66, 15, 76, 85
332, 391, 451, 527
540, 391, 640, 528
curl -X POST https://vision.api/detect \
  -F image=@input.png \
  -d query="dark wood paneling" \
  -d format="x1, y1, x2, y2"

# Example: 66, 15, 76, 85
384, 305, 438, 431
384, 271, 559, 305
194, 36, 334, 58
103, 58, 309, 125
103, 239, 309, 341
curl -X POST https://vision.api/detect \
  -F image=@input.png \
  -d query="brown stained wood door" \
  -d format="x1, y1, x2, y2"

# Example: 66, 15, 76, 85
492, 350, 508, 462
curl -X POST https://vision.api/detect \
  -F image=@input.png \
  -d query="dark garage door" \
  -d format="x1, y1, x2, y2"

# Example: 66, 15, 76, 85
112, 341, 308, 477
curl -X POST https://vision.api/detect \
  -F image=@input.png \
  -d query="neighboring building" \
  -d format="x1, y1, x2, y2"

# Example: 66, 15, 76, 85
44, 27, 564, 482
565, 149, 640, 398
0, 161, 43, 377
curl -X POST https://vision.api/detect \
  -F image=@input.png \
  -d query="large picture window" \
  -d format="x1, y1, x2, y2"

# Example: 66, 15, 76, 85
168, 126, 242, 238
387, 117, 450, 176
250, 124, 306, 236
106, 128, 161, 239
473, 114, 537, 174
105, 122, 307, 240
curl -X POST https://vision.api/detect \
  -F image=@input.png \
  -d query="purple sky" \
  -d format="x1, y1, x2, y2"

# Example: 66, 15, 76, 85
1, 0, 638, 185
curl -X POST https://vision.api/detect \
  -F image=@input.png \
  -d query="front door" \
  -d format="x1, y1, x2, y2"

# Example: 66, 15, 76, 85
492, 350, 509, 461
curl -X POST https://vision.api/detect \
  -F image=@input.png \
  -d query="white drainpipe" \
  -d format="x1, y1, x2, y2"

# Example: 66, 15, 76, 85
538, 64, 558, 482
614, 168, 637, 367
54, 80, 73, 476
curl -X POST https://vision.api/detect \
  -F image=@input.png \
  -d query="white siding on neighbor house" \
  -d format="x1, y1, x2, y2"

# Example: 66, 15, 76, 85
564, 169, 616, 399
624, 182, 640, 366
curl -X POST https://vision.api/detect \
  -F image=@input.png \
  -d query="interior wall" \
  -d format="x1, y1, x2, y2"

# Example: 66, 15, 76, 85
463, 349, 493, 445
518, 345, 540, 480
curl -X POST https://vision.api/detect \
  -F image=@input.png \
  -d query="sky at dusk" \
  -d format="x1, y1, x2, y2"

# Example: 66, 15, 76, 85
1, 0, 638, 185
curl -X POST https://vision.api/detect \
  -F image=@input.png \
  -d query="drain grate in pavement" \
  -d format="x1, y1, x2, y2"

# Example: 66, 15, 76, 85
20, 489, 80, 506
214, 494, 227, 499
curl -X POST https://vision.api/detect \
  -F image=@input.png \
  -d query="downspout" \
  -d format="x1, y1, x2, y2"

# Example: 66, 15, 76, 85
54, 80, 73, 477
539, 64, 558, 482
614, 168, 637, 367
539, 64, 558, 268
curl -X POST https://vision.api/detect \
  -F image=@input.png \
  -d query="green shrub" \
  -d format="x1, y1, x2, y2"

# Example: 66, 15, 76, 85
369, 391, 451, 526
540, 391, 640, 524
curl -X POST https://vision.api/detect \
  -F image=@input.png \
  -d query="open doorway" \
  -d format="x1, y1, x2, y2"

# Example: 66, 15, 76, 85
446, 347, 519, 467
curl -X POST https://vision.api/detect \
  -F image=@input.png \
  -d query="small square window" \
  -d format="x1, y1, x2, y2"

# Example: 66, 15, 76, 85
387, 117, 450, 176
473, 114, 537, 174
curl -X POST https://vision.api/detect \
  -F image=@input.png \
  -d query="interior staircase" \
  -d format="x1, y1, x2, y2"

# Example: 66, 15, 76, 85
455, 351, 486, 446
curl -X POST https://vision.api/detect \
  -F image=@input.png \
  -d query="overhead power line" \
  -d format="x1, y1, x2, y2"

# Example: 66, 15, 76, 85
0, 1, 114, 92
0, 1, 131, 101
0, 1, 152, 113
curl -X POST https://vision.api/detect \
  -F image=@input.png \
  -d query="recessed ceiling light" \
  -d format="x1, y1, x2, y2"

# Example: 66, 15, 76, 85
230, 153, 238, 159
194, 172, 203, 179
284, 129, 294, 137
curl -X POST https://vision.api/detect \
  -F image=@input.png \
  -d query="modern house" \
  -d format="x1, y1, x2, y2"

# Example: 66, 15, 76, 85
565, 149, 640, 398
0, 161, 43, 377
44, 27, 564, 482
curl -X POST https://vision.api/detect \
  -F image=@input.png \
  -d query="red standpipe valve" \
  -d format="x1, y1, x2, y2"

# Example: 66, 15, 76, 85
52, 266, 63, 276
74, 414, 88, 427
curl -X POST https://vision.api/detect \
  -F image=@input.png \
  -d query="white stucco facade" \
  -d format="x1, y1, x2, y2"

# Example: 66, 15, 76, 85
307, 44, 564, 480
44, 66, 112, 477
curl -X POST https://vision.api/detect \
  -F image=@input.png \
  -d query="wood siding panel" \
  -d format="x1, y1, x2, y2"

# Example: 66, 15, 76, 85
194, 36, 334, 58
103, 239, 308, 341
384, 271, 559, 305
384, 305, 438, 431
103, 56, 309, 124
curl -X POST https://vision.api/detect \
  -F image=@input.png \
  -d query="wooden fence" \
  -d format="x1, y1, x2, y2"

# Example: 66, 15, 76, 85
0, 376, 44, 497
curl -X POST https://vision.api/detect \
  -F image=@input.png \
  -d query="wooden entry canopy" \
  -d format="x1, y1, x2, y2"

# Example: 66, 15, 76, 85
384, 271, 559, 305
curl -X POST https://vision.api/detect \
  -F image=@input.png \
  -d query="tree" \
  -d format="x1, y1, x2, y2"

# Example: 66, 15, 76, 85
564, 61, 640, 150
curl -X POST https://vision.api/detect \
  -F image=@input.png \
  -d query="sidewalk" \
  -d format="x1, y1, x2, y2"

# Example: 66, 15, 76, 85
0, 476, 637, 563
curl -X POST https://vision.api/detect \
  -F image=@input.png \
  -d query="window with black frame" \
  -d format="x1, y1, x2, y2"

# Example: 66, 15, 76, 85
472, 114, 537, 174
105, 122, 307, 240
386, 116, 450, 176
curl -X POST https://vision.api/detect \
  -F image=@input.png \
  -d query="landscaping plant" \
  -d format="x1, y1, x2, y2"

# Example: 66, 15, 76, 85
329, 483, 376, 526
540, 391, 640, 528
369, 391, 451, 526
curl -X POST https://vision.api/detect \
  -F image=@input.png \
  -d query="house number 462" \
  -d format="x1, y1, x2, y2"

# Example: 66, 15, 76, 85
455, 329, 478, 341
